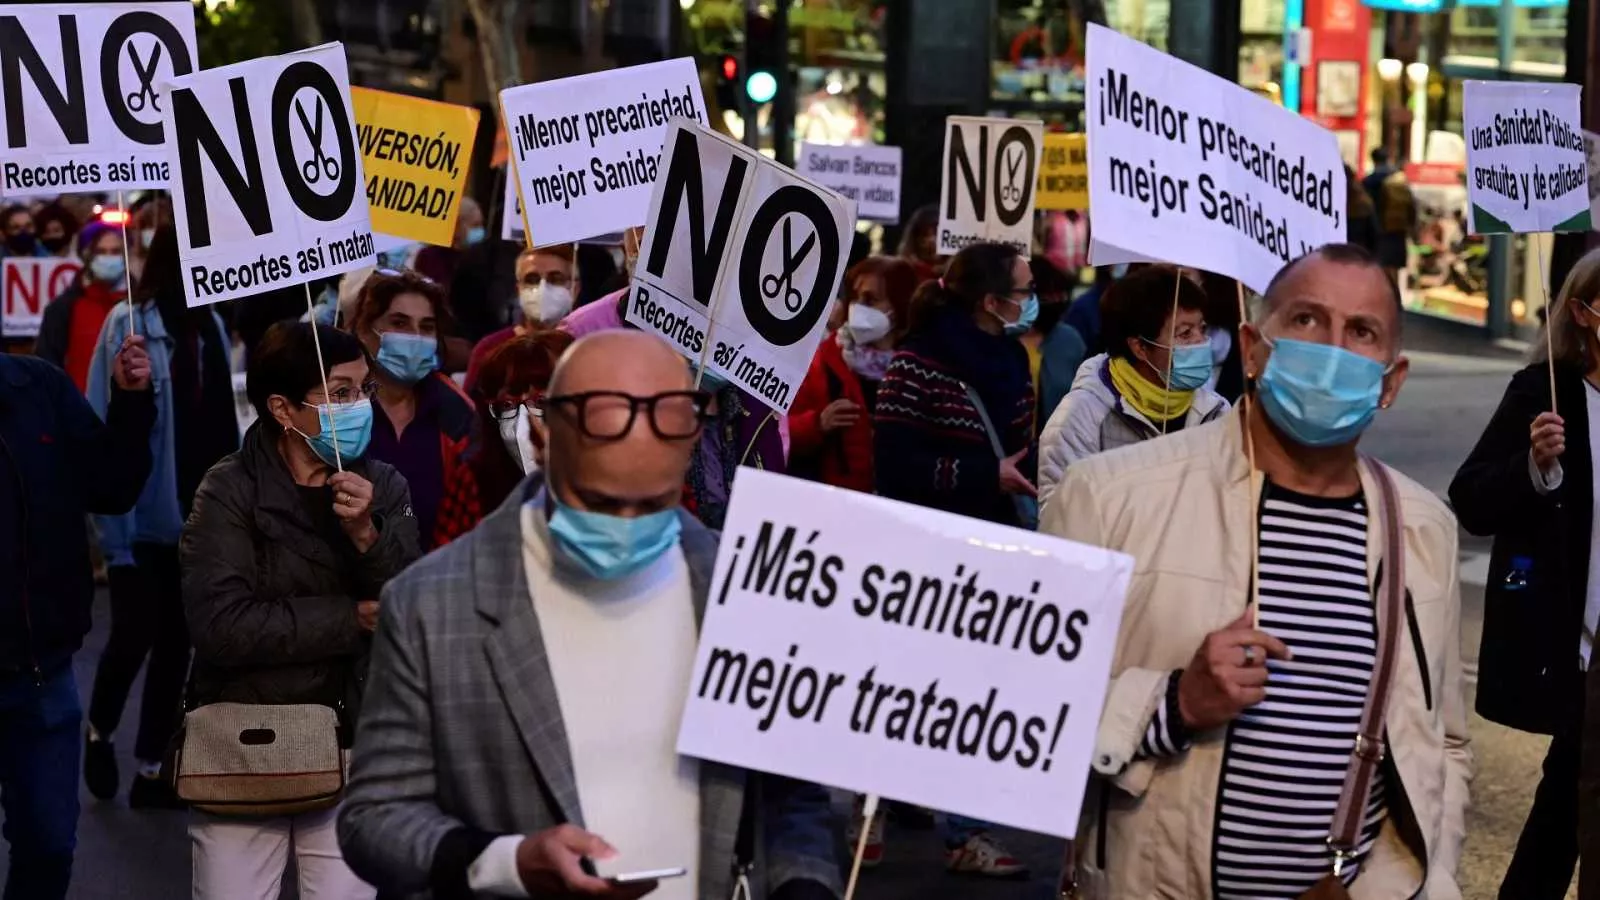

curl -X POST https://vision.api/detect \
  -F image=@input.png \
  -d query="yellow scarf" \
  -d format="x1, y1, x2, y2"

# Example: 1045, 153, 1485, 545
1108, 356, 1194, 423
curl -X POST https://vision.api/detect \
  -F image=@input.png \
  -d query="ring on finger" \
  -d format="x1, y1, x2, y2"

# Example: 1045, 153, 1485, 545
1242, 645, 1258, 667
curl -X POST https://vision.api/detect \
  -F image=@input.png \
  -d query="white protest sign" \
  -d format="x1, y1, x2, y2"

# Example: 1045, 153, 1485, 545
2, 256, 81, 337
937, 116, 1043, 256
500, 58, 707, 248
627, 120, 854, 413
162, 43, 376, 309
1085, 23, 1346, 294
1464, 81, 1590, 235
798, 143, 901, 223
677, 470, 1132, 837
0, 2, 197, 198
500, 168, 524, 242
1585, 130, 1600, 233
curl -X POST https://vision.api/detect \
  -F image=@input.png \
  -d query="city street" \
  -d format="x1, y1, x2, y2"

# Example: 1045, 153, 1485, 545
3, 320, 1571, 899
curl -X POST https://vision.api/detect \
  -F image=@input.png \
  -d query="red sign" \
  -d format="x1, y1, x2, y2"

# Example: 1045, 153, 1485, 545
3, 257, 83, 339
1405, 162, 1465, 187
1322, 0, 1360, 31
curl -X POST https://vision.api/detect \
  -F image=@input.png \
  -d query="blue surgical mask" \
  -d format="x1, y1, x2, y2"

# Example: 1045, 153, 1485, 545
1256, 336, 1391, 448
88, 254, 126, 286
1002, 293, 1039, 337
546, 495, 682, 580
374, 331, 438, 384
464, 225, 486, 247
1145, 339, 1213, 392
296, 399, 374, 466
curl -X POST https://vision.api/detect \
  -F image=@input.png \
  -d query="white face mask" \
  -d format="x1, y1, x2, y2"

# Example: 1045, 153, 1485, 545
520, 282, 574, 326
845, 304, 892, 345
497, 406, 539, 474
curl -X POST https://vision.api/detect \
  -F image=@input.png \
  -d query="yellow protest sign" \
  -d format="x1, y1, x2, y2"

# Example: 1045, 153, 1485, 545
1037, 133, 1089, 211
351, 87, 480, 246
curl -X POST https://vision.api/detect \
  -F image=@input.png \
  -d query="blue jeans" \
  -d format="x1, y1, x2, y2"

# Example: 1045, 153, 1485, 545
0, 665, 81, 900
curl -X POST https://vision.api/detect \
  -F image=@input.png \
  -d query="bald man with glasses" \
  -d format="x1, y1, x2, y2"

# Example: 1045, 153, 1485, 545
339, 331, 842, 900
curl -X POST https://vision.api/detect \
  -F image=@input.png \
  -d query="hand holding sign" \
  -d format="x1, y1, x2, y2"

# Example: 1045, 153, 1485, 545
329, 470, 377, 552
1530, 411, 1566, 475
1176, 607, 1292, 731
111, 334, 151, 391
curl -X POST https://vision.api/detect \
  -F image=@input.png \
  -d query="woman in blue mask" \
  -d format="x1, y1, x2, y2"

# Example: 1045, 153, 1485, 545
1037, 265, 1231, 508
346, 269, 475, 547
180, 321, 419, 900
871, 242, 1035, 877
36, 220, 129, 393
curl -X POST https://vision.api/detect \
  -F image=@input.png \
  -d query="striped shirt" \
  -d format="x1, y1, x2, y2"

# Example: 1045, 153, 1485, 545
1213, 482, 1385, 898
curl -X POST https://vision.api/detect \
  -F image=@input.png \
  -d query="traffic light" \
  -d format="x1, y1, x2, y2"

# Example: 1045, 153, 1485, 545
715, 53, 741, 110
745, 10, 778, 105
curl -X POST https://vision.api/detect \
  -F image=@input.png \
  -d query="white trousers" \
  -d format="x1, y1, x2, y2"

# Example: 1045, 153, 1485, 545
190, 805, 376, 900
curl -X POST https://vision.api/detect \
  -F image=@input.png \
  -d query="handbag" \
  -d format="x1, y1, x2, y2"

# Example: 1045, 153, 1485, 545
174, 702, 345, 817
1296, 457, 1407, 900
959, 381, 1036, 527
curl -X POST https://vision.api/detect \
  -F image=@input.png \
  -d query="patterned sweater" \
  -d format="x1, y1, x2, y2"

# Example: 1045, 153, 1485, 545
873, 319, 1034, 525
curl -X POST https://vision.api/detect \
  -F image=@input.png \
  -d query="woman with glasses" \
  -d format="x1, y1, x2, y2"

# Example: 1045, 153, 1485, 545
80, 225, 239, 810
1036, 265, 1231, 509
181, 321, 419, 900
870, 241, 1036, 877
344, 269, 475, 548
434, 330, 574, 545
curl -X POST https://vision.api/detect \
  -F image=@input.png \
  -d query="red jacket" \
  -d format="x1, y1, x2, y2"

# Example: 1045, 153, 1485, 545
788, 333, 874, 493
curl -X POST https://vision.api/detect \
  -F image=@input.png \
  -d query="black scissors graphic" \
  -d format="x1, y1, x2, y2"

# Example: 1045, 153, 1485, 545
295, 96, 340, 184
124, 42, 163, 114
1001, 145, 1025, 203
760, 218, 816, 313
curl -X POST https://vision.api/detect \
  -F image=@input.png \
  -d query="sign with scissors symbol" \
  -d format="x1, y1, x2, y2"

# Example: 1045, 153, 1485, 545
295, 95, 340, 185
759, 218, 816, 314
125, 41, 163, 114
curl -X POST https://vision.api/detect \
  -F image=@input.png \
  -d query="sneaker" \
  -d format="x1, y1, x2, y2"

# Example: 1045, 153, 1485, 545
83, 734, 118, 800
945, 832, 1029, 879
128, 773, 186, 810
845, 803, 887, 868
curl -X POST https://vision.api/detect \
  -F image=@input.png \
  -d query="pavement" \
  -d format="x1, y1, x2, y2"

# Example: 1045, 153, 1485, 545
2, 315, 1577, 899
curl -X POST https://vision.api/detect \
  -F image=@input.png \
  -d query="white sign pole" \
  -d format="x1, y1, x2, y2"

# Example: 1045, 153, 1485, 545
842, 793, 879, 900
117, 189, 134, 339
303, 281, 342, 472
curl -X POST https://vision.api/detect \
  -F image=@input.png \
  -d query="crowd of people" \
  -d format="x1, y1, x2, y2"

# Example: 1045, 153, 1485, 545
0, 175, 1595, 900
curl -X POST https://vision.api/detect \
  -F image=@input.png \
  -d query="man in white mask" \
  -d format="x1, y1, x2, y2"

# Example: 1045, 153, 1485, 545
466, 245, 580, 395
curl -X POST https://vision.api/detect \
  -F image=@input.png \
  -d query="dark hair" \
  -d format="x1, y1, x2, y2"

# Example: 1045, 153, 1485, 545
1099, 265, 1209, 361
906, 242, 1022, 333
247, 321, 368, 428
1263, 243, 1401, 317
1030, 256, 1074, 333
844, 255, 919, 334
350, 268, 453, 335
471, 330, 575, 510
1, 204, 30, 227
898, 203, 938, 259
33, 202, 77, 237
135, 224, 182, 305
1370, 147, 1390, 165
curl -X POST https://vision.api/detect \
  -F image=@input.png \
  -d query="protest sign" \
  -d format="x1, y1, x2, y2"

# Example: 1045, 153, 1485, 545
162, 43, 376, 309
798, 142, 901, 222
0, 2, 197, 198
937, 115, 1043, 255
627, 120, 855, 414
1085, 23, 1346, 294
500, 168, 524, 243
2, 257, 81, 337
1464, 81, 1589, 234
677, 469, 1132, 837
500, 58, 707, 248
1585, 130, 1600, 232
1037, 133, 1089, 211
350, 87, 479, 247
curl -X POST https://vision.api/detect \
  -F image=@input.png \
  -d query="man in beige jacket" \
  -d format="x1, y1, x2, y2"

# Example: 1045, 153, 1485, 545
1041, 244, 1471, 900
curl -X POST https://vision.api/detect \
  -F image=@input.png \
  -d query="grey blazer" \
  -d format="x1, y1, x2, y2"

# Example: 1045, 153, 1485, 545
337, 474, 843, 899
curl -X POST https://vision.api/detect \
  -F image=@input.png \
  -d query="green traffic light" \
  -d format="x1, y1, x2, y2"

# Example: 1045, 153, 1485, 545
746, 70, 777, 104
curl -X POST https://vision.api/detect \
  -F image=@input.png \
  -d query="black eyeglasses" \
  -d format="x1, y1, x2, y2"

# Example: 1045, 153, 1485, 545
489, 393, 546, 422
309, 380, 378, 406
539, 390, 714, 441
1004, 282, 1037, 297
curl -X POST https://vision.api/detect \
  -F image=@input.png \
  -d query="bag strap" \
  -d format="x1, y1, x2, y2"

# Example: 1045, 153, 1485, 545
1328, 455, 1406, 874
960, 382, 1008, 459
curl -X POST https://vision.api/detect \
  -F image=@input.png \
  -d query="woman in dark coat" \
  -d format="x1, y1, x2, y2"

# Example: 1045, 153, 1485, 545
180, 322, 419, 899
1450, 247, 1600, 900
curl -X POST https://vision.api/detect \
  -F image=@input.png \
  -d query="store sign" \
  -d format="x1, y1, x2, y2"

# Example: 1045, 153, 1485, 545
1085, 23, 1346, 294
937, 115, 1043, 256
1463, 80, 1589, 235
